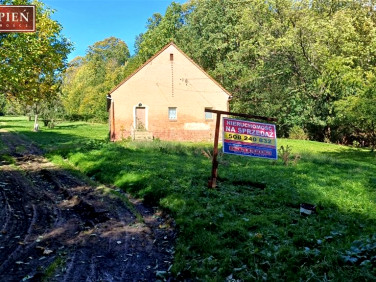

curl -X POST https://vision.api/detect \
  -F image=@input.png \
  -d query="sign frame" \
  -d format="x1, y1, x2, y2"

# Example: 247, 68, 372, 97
0, 5, 36, 33
222, 117, 278, 160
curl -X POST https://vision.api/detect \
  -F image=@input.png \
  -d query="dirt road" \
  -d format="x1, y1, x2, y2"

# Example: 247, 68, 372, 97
0, 130, 175, 281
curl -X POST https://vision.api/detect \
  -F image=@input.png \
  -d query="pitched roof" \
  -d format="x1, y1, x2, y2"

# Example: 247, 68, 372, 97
108, 42, 232, 97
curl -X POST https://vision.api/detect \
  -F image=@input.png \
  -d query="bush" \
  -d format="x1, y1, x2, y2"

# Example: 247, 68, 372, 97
289, 125, 309, 140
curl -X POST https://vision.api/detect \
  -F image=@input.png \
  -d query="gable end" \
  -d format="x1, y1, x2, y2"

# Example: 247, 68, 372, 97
108, 42, 232, 97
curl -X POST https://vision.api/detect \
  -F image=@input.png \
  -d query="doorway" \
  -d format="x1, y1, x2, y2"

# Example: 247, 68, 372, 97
135, 106, 147, 131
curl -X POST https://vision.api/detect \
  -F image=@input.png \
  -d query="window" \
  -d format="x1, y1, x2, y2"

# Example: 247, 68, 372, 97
168, 107, 177, 120
205, 107, 213, 120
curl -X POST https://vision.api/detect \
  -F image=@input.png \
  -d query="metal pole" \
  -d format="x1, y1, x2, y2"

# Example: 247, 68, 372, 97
208, 112, 221, 188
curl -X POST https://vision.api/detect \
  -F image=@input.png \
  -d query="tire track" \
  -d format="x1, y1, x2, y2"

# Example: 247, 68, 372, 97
0, 131, 175, 281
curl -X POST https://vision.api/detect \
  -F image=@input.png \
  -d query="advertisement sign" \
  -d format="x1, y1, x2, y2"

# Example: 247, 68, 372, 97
0, 5, 35, 32
223, 117, 277, 159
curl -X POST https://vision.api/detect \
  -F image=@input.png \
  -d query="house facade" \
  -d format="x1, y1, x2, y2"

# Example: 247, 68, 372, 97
108, 43, 231, 142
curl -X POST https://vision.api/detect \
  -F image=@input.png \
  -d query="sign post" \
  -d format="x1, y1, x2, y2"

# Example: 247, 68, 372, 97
208, 111, 222, 188
205, 109, 277, 188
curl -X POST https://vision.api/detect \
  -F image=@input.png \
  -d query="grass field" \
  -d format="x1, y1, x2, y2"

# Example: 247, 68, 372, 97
1, 116, 376, 280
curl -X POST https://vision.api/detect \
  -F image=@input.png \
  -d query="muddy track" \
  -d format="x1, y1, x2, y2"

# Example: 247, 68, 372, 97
0, 131, 175, 281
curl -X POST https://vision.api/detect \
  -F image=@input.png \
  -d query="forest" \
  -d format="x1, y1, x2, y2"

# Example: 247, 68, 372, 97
1, 0, 376, 148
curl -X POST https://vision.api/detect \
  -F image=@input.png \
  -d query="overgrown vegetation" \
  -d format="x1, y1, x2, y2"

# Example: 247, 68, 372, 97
2, 117, 375, 280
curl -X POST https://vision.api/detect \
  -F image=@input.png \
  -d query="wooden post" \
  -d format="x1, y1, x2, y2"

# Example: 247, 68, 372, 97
208, 112, 221, 188
111, 100, 115, 140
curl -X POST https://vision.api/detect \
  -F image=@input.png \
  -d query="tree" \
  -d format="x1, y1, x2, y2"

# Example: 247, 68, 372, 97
135, 2, 188, 62
335, 71, 376, 150
0, 93, 6, 116
87, 36, 129, 67
0, 0, 73, 130
62, 37, 130, 121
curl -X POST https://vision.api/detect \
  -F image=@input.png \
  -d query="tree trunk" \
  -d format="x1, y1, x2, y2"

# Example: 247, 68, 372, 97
371, 121, 375, 152
33, 114, 39, 132
33, 104, 39, 132
324, 126, 331, 143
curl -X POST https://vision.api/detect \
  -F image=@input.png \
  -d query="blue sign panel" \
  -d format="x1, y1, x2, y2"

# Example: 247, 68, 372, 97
223, 117, 278, 160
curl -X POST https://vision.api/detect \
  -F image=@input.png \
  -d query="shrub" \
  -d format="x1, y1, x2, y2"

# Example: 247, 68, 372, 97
289, 126, 309, 140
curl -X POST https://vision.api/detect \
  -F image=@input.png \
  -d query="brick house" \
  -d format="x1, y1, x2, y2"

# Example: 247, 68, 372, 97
107, 42, 231, 141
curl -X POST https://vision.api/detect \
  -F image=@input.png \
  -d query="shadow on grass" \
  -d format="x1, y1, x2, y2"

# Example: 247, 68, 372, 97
323, 147, 376, 164
58, 142, 210, 207
0, 119, 31, 123
0, 124, 33, 130
54, 124, 85, 129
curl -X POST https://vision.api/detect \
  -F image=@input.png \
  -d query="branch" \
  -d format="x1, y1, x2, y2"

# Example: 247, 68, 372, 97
298, 28, 321, 74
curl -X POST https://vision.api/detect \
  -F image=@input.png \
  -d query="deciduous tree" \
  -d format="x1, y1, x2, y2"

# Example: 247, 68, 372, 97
0, 0, 73, 130
62, 37, 130, 121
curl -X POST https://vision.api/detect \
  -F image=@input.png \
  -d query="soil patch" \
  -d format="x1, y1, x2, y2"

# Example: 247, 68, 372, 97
0, 130, 175, 281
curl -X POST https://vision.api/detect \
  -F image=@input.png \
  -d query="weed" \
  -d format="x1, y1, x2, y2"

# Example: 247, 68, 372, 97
107, 188, 144, 223
278, 145, 301, 166
341, 234, 376, 266
278, 145, 292, 166
292, 154, 301, 166
41, 255, 66, 281
201, 147, 228, 166
0, 154, 15, 165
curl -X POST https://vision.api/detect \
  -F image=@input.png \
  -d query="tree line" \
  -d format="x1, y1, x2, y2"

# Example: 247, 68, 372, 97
132, 0, 376, 148
1, 0, 375, 149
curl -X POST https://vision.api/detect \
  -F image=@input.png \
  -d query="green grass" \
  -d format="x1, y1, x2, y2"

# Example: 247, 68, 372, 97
0, 116, 108, 153
2, 116, 376, 280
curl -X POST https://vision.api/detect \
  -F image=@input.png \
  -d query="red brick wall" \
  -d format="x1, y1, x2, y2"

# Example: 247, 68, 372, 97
112, 117, 221, 142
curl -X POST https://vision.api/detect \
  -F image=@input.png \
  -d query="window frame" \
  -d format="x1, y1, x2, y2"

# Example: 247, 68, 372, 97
168, 107, 177, 121
205, 107, 213, 120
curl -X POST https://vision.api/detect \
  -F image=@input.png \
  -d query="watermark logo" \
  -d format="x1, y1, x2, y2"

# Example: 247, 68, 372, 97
0, 5, 35, 32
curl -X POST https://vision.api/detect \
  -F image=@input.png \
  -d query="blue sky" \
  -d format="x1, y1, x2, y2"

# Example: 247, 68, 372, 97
43, 0, 186, 62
